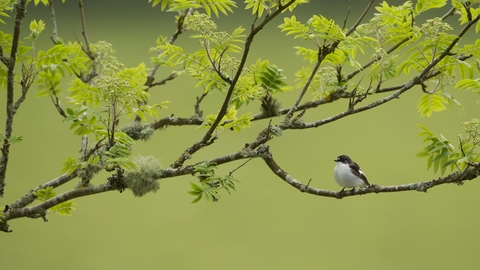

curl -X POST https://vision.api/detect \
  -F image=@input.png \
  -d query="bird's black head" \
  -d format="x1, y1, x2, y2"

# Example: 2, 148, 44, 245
334, 155, 352, 164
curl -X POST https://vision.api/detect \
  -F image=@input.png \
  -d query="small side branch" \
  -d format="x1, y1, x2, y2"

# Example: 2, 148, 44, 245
77, 0, 97, 83
146, 8, 194, 87
48, 0, 61, 44
149, 73, 178, 87
78, 0, 93, 58
281, 47, 324, 125
0, 0, 28, 197
346, 0, 375, 36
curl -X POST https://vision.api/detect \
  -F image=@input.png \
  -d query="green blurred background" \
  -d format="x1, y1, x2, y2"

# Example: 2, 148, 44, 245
1, 1, 479, 269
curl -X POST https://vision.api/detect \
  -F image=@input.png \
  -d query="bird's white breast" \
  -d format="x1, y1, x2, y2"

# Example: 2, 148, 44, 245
334, 162, 367, 188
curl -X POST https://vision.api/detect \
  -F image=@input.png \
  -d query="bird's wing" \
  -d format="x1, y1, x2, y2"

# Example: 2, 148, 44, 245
349, 163, 370, 185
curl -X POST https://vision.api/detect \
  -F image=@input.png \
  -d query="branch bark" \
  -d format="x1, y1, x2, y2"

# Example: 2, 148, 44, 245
1, 182, 111, 232
261, 145, 480, 199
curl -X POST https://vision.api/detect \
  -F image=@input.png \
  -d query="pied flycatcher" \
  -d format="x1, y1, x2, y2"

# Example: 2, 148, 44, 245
334, 155, 370, 192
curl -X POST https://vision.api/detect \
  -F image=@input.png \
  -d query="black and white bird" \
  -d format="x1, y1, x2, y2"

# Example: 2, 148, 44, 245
333, 155, 370, 192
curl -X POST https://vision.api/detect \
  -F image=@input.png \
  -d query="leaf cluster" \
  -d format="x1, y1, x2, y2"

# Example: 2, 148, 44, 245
33, 187, 76, 216
156, 14, 246, 93
35, 42, 90, 98
202, 106, 253, 133
278, 0, 480, 115
188, 162, 239, 203
279, 15, 346, 46
104, 134, 139, 172
416, 123, 480, 175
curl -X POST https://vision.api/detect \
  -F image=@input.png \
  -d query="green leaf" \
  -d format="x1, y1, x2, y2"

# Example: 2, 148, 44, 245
189, 161, 239, 203
415, 0, 447, 14
197, 0, 236, 17
34, 187, 56, 202
49, 200, 76, 216
190, 193, 203, 204
279, 16, 312, 40
223, 112, 254, 132
61, 156, 79, 175
8, 135, 23, 144
455, 78, 480, 91
148, 0, 168, 10
417, 92, 448, 117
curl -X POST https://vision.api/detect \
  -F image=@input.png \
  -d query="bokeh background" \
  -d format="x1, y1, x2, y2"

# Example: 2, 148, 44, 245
1, 1, 479, 269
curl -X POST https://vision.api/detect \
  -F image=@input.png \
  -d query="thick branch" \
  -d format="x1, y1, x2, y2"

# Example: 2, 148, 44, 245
9, 171, 78, 211
5, 183, 111, 222
151, 115, 203, 130
261, 146, 480, 199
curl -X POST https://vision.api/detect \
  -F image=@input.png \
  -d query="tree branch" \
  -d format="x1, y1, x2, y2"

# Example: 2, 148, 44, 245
151, 115, 203, 130
78, 0, 92, 57
281, 46, 325, 125
0, 0, 27, 197
76, 0, 98, 84
286, 14, 480, 130
146, 8, 193, 87
2, 182, 112, 232
8, 171, 79, 211
261, 145, 480, 199
48, 0, 61, 44
346, 0, 375, 36
149, 73, 178, 87
170, 1, 298, 168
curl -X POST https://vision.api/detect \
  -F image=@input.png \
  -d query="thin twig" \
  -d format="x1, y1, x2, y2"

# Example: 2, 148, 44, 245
342, 0, 351, 31
149, 73, 178, 87
281, 47, 323, 126
346, 0, 375, 36
229, 158, 254, 176
78, 0, 93, 58
48, 0, 61, 44
146, 8, 194, 87
194, 91, 208, 117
